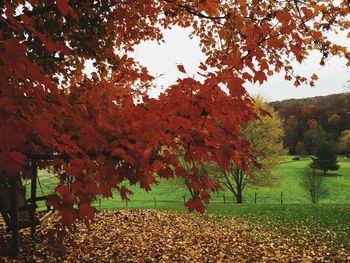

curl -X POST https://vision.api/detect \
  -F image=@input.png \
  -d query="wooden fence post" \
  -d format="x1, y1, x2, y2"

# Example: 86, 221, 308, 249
223, 194, 226, 204
254, 192, 257, 204
280, 191, 283, 204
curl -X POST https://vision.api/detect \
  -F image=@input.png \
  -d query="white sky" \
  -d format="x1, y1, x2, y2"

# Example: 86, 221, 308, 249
131, 26, 349, 102
84, 26, 349, 102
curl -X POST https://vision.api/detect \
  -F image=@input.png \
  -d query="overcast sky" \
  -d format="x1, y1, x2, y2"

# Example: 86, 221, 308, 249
131, 26, 349, 102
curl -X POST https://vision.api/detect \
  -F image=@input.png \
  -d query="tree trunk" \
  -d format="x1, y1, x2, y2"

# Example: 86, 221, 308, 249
9, 179, 19, 258
236, 190, 243, 204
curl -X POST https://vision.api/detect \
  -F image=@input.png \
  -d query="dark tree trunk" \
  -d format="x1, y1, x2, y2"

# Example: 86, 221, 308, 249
30, 161, 37, 236
9, 179, 19, 258
236, 190, 243, 204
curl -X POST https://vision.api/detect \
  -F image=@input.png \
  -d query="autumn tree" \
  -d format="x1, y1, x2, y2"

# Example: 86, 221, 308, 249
310, 143, 340, 175
284, 115, 300, 153
1, 0, 349, 226
295, 141, 307, 156
217, 97, 286, 203
327, 113, 342, 139
178, 159, 211, 202
303, 119, 328, 153
328, 114, 341, 126
169, 146, 217, 207
337, 130, 350, 155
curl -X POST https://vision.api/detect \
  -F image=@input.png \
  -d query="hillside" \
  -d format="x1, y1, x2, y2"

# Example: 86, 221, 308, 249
270, 93, 350, 112
269, 93, 350, 154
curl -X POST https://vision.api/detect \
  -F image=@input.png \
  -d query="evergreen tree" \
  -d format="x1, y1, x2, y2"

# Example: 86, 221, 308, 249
310, 143, 340, 175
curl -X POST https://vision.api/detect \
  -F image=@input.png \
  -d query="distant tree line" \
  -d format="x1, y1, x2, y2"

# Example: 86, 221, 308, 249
270, 93, 350, 155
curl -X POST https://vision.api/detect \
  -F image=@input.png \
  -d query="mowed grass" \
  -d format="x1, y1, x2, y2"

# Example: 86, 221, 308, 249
30, 156, 350, 210
115, 156, 350, 206
275, 156, 350, 204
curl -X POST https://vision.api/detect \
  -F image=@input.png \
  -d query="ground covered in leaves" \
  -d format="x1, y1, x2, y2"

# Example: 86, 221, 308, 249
1, 209, 349, 262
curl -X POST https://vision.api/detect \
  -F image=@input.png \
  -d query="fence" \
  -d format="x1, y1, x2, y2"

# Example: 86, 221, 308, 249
90, 191, 288, 210
27, 175, 350, 212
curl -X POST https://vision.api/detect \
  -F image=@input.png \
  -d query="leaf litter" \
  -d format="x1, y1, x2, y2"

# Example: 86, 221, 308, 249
1, 209, 349, 262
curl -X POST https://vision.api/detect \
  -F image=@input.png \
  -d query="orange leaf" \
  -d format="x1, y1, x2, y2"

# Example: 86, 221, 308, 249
301, 7, 313, 18
56, 0, 79, 20
78, 203, 95, 219
177, 64, 187, 74
186, 198, 206, 213
56, 0, 71, 16
254, 71, 267, 85
175, 166, 188, 177
60, 208, 75, 226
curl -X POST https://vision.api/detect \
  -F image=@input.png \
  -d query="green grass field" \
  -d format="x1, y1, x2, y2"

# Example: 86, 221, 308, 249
30, 156, 350, 210
110, 156, 350, 206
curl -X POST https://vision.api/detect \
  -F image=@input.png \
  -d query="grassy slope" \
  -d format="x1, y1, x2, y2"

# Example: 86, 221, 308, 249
103, 156, 350, 207
255, 156, 350, 204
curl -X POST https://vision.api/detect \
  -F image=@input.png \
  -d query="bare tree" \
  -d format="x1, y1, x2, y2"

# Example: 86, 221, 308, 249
301, 169, 329, 203
219, 166, 247, 203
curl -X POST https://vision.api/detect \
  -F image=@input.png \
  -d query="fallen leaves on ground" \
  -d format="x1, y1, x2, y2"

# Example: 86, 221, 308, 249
1, 210, 349, 262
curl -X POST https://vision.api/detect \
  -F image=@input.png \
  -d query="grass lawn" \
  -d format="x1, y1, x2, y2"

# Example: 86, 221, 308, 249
29, 156, 350, 210
105, 156, 350, 207
274, 156, 350, 204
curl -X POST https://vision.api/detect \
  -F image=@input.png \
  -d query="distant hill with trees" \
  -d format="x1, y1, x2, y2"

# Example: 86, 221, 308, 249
270, 93, 350, 154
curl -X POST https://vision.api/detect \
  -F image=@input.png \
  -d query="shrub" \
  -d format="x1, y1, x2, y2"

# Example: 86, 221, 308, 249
300, 169, 328, 203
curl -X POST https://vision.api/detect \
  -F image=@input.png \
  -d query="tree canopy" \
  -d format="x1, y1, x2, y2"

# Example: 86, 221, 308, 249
1, 0, 349, 225
243, 97, 286, 186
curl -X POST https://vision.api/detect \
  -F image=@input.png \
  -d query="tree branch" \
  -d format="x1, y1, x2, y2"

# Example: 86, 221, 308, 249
163, 0, 229, 21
